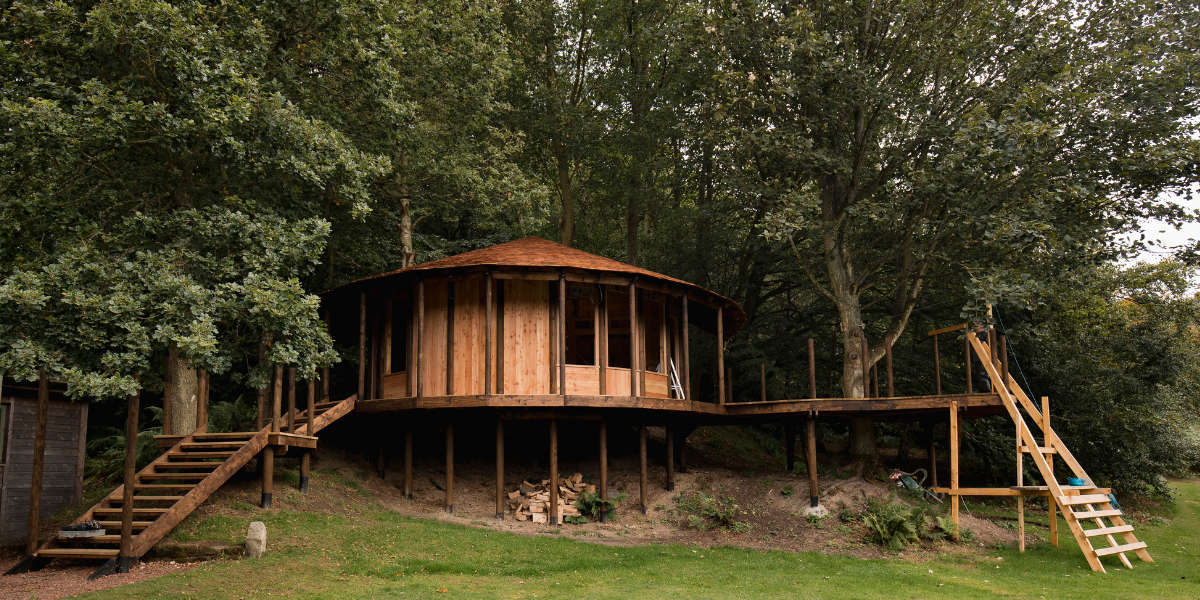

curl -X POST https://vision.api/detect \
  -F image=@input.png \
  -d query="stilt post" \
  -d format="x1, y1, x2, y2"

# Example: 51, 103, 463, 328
495, 420, 504, 520
950, 400, 960, 531
549, 419, 559, 525
119, 375, 140, 568
639, 423, 648, 515
26, 371, 50, 555
806, 415, 819, 507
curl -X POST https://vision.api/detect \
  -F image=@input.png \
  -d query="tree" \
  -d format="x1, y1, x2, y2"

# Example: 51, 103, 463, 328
710, 0, 1199, 462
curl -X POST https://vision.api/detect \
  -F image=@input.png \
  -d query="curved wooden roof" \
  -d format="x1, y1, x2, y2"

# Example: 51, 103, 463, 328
325, 237, 746, 337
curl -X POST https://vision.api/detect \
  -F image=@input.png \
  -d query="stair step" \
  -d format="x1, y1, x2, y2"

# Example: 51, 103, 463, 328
110, 496, 185, 502
57, 534, 123, 543
37, 548, 119, 558
154, 462, 220, 470
135, 484, 196, 492
1071, 509, 1123, 519
95, 521, 153, 529
1084, 525, 1135, 537
169, 451, 235, 459
139, 473, 209, 480
1060, 494, 1115, 506
93, 508, 169, 517
193, 432, 257, 439
180, 442, 246, 450
1094, 541, 1148, 557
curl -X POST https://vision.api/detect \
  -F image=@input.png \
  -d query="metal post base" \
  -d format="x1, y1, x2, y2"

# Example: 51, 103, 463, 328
4, 555, 52, 576
377, 469, 385, 480
261, 492, 273, 509
641, 504, 648, 515
445, 504, 453, 513
667, 482, 675, 491
496, 513, 504, 520
88, 556, 136, 581
599, 510, 608, 524
811, 496, 819, 508
299, 476, 309, 494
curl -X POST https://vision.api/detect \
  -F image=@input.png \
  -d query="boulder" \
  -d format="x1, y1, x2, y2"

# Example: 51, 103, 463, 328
244, 521, 268, 559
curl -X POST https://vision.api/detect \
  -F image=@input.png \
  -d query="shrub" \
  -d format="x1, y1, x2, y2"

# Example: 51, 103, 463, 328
860, 497, 938, 551
673, 491, 752, 532
573, 491, 629, 520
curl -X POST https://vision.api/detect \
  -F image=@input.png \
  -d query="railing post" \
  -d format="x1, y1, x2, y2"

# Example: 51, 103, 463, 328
932, 333, 942, 396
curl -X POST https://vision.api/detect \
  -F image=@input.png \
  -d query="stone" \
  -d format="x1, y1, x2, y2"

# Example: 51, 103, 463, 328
245, 521, 268, 559
803, 504, 829, 519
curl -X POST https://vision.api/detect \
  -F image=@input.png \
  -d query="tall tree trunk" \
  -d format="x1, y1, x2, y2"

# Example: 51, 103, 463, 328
553, 140, 574, 247
397, 153, 416, 268
167, 347, 197, 436
626, 170, 640, 266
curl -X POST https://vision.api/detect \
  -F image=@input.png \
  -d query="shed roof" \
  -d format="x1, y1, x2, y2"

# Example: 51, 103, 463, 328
325, 237, 746, 336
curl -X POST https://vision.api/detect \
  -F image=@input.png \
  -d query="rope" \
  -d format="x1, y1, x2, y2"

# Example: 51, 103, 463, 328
995, 308, 1038, 404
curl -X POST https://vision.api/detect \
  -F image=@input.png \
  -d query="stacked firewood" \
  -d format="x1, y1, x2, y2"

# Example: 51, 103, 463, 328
507, 473, 597, 523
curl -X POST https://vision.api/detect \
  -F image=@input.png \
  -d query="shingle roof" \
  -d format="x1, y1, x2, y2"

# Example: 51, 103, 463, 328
325, 237, 746, 335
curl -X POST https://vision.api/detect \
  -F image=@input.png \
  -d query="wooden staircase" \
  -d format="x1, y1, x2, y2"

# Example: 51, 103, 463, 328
5, 393, 356, 577
969, 334, 1152, 572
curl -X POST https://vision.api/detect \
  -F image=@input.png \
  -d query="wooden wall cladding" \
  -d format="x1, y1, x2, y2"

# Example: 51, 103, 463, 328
421, 280, 449, 396
502, 280, 550, 394
382, 372, 408, 399
565, 366, 600, 395
451, 276, 488, 395
645, 373, 670, 398
0, 398, 86, 546
605, 368, 632, 396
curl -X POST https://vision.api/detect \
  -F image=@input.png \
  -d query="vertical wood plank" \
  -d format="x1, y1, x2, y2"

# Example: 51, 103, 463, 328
950, 400, 960, 529
965, 332, 973, 394
368, 318, 378, 400
287, 367, 296, 434
385, 298, 393, 375
485, 273, 493, 395
416, 281, 425, 398
445, 422, 454, 513
639, 423, 648, 514
682, 294, 690, 401
629, 283, 638, 398
496, 281, 505, 394
1000, 334, 1009, 392
598, 284, 607, 395
1017, 411, 1025, 552
760, 364, 767, 402
599, 419, 609, 523
806, 416, 819, 507
446, 281, 455, 395
660, 296, 668, 377
933, 334, 942, 396
495, 420, 504, 519
119, 376, 139, 559
716, 305, 725, 405
549, 282, 558, 395
808, 338, 817, 400
359, 291, 367, 400
559, 274, 566, 398
549, 419, 559, 526
871, 362, 878, 398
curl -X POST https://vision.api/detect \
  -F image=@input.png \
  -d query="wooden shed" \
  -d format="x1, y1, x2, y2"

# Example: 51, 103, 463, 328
0, 379, 87, 547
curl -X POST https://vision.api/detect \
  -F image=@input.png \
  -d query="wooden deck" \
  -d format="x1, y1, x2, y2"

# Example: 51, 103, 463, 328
353, 392, 1004, 420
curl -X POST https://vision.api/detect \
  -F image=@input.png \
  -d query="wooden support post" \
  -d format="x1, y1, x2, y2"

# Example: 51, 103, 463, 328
598, 284, 608, 395
885, 342, 894, 397
1017, 414, 1025, 552
197, 368, 208, 432
950, 400, 960, 531
358, 291, 367, 400
549, 419, 559, 526
860, 333, 870, 398
495, 281, 504, 394
485, 273, 493, 395
445, 422, 454, 513
447, 282, 455, 395
118, 376, 139, 564
301, 379, 314, 494
1000, 334, 1009, 392
1044, 396, 1057, 546
716, 305, 725, 405
964, 332, 973, 394
933, 334, 942, 396
629, 283, 639, 398
599, 420, 609, 523
287, 367, 296, 434
263, 365, 281, 508
871, 362, 879, 398
404, 426, 413, 500
760, 364, 767, 402
415, 281, 425, 398
806, 416, 819, 507
666, 424, 675, 491
495, 420, 504, 520
681, 294, 690, 400
639, 423, 648, 515
784, 422, 796, 472
559, 274, 567, 398
808, 338, 817, 399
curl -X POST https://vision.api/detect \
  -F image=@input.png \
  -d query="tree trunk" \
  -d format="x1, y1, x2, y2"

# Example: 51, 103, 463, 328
397, 153, 416, 268
553, 141, 574, 247
167, 348, 197, 436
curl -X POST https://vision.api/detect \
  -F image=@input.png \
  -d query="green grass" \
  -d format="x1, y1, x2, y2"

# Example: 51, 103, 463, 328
80, 479, 1200, 599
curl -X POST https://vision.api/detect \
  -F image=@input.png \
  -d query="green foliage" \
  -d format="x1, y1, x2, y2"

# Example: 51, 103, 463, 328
84, 407, 163, 483
562, 515, 588, 525
781, 484, 794, 497
672, 491, 751, 532
207, 398, 258, 434
573, 491, 628, 521
860, 498, 932, 551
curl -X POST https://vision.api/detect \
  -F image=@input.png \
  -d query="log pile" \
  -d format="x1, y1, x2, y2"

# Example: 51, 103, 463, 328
507, 473, 596, 523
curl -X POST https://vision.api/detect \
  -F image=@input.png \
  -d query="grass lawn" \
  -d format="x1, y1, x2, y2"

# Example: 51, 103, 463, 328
80, 477, 1200, 599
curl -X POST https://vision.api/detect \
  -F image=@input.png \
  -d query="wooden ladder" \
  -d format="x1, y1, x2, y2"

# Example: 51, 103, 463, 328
969, 334, 1152, 572
5, 393, 356, 577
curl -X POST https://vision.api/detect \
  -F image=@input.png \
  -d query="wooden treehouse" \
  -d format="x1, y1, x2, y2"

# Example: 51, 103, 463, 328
3, 237, 1150, 576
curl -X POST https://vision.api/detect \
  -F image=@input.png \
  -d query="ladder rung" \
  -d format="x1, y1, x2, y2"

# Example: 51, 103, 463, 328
1071, 509, 1123, 519
1084, 525, 1135, 537
1059, 494, 1113, 506
1094, 541, 1147, 557
1019, 446, 1057, 454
